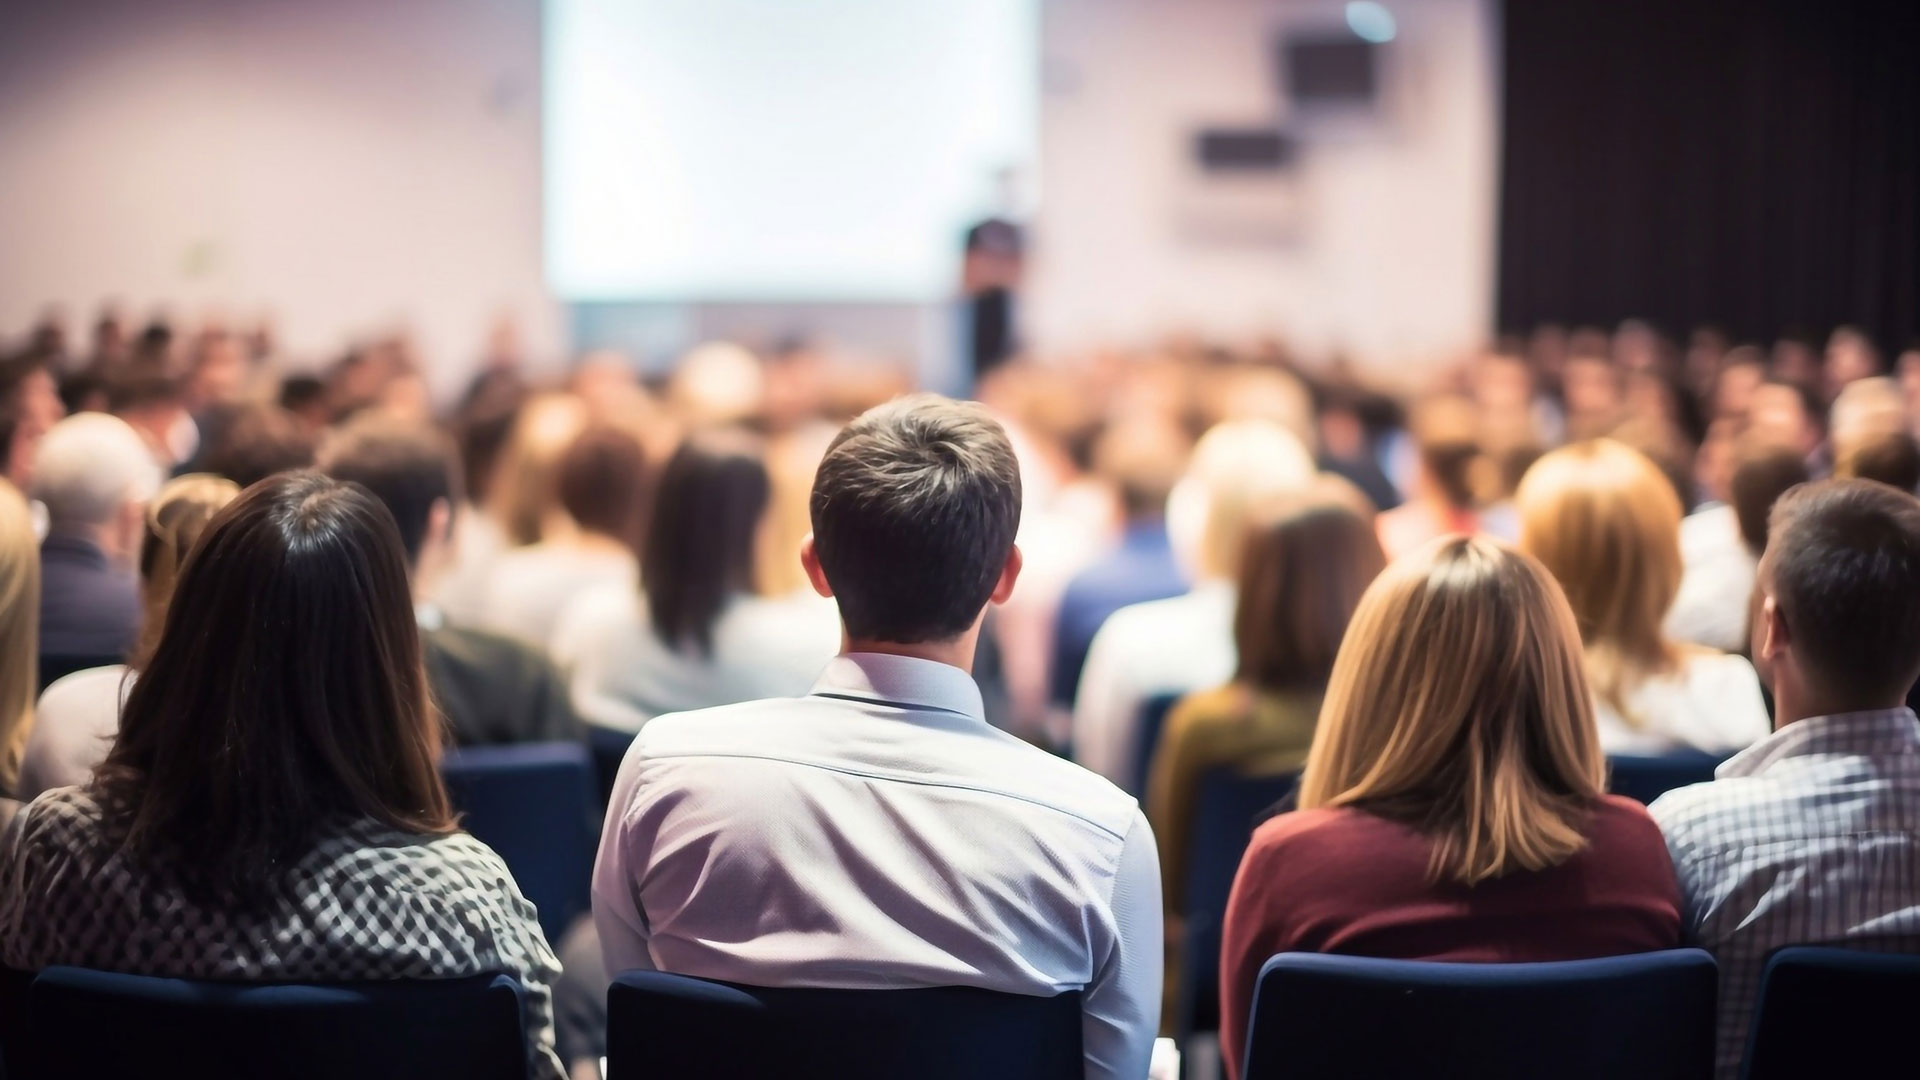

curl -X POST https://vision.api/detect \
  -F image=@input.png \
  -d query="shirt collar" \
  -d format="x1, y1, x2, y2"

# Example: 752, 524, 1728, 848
809, 652, 986, 723
1719, 708, 1920, 779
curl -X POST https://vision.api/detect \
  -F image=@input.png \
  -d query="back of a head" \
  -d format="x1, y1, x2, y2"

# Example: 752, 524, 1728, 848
94, 471, 452, 908
1300, 536, 1604, 885
1233, 496, 1385, 694
31, 412, 163, 531
810, 394, 1022, 644
1172, 418, 1317, 582
1516, 440, 1682, 682
200, 405, 318, 489
643, 429, 769, 655
318, 416, 459, 565
132, 474, 241, 669
1762, 479, 1920, 705
1836, 430, 1920, 495
493, 393, 588, 545
558, 424, 649, 547
0, 481, 39, 793
1092, 417, 1191, 522
1410, 396, 1484, 511
1730, 441, 1812, 554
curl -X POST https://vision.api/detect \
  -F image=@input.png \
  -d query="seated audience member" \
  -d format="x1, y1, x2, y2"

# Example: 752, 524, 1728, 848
553, 430, 838, 732
320, 418, 580, 747
0, 482, 39, 835
1219, 536, 1682, 1080
480, 424, 645, 649
0, 473, 564, 1079
428, 377, 532, 624
1147, 495, 1383, 983
31, 413, 163, 680
1050, 418, 1194, 709
1652, 479, 1920, 1080
0, 349, 66, 491
1375, 396, 1507, 559
1835, 429, 1920, 494
105, 366, 193, 472
20, 474, 237, 797
1518, 440, 1770, 753
1748, 378, 1828, 473
1072, 420, 1316, 788
196, 403, 318, 488
594, 396, 1162, 1080
1667, 441, 1810, 653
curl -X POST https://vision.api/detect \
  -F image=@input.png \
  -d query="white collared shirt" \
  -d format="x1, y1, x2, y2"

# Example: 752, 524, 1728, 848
594, 652, 1163, 1080
1651, 708, 1920, 1079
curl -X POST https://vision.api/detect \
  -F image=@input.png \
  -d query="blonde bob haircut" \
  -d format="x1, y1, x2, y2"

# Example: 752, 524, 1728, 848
1515, 438, 1686, 726
1299, 536, 1605, 885
0, 480, 39, 795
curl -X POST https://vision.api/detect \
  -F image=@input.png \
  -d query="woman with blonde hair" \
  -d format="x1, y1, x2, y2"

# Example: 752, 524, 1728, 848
18, 473, 239, 798
1218, 537, 1681, 1080
0, 480, 40, 831
1517, 438, 1769, 753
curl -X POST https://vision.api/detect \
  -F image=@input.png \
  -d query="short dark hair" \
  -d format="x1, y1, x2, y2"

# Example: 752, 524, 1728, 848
104, 365, 184, 414
559, 425, 648, 545
200, 405, 318, 489
1731, 441, 1812, 554
319, 417, 460, 565
643, 430, 767, 656
810, 395, 1021, 643
1763, 479, 1920, 703
1838, 431, 1920, 495
92, 472, 454, 908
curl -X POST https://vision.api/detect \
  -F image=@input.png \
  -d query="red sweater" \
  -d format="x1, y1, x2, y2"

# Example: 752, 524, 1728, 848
1219, 796, 1682, 1079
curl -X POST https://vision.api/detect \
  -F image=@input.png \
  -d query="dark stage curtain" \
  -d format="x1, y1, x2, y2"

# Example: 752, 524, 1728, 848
1497, 0, 1920, 352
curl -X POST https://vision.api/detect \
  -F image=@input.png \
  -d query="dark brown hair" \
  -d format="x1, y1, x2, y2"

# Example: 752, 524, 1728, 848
92, 471, 455, 908
559, 425, 649, 547
1837, 431, 1920, 495
200, 404, 319, 489
319, 416, 460, 565
1763, 479, 1920, 704
1233, 500, 1385, 693
810, 394, 1021, 643
643, 430, 768, 655
1731, 441, 1811, 554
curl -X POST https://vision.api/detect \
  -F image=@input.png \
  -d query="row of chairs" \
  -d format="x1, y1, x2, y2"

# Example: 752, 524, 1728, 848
4, 947, 1913, 1078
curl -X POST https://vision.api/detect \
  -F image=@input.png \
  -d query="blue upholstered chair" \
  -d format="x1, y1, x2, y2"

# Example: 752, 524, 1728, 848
585, 724, 639, 809
1241, 950, 1718, 1080
1605, 750, 1728, 805
1741, 946, 1920, 1080
441, 741, 596, 942
605, 971, 1083, 1080
1128, 691, 1185, 799
15, 967, 527, 1080
1175, 768, 1299, 1047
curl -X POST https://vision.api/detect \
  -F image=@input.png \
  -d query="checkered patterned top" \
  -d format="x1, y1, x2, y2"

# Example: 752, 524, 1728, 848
1650, 708, 1920, 1079
0, 787, 563, 1079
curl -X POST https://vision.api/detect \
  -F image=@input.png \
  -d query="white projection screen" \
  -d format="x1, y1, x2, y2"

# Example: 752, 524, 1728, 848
544, 0, 1039, 302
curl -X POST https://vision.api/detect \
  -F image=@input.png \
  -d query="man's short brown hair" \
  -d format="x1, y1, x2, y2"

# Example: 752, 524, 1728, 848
810, 394, 1021, 643
1764, 479, 1920, 702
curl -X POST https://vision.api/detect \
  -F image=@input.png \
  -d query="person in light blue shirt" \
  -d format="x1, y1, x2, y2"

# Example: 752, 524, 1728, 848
1653, 478, 1920, 1080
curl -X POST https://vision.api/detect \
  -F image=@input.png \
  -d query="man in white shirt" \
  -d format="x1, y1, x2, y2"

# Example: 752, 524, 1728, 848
594, 394, 1163, 1080
1072, 420, 1315, 789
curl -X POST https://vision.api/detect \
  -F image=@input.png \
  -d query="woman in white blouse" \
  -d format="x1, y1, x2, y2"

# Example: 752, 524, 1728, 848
1518, 438, 1771, 754
552, 429, 839, 732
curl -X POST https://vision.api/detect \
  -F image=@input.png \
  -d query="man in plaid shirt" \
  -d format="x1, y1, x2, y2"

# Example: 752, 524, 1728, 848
1653, 478, 1920, 1079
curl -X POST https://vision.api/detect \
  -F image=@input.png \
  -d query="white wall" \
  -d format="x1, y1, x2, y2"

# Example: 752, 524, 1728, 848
1031, 0, 1498, 369
0, 0, 559, 392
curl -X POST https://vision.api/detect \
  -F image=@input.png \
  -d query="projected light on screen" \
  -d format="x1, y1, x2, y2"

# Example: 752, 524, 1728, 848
544, 0, 1039, 302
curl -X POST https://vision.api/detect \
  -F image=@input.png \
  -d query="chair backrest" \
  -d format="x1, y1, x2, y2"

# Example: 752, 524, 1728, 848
1176, 767, 1299, 1041
606, 971, 1083, 1080
1243, 950, 1718, 1080
1606, 750, 1727, 804
586, 724, 639, 810
18, 967, 527, 1080
1741, 946, 1920, 1080
441, 741, 596, 942
36, 655, 120, 696
1128, 691, 1184, 798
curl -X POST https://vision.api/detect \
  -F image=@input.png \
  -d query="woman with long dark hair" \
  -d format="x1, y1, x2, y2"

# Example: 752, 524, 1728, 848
0, 472, 563, 1079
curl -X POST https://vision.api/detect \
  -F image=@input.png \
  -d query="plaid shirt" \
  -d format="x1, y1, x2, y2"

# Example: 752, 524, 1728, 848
1650, 709, 1920, 1079
0, 788, 564, 1079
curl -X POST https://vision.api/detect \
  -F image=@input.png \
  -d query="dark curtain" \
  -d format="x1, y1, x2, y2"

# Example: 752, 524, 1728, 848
1497, 0, 1920, 353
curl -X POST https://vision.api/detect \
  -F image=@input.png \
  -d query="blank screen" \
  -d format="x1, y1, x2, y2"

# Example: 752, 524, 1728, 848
544, 0, 1039, 302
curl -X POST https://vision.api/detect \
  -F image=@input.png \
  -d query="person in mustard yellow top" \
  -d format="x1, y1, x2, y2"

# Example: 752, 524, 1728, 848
1147, 486, 1385, 1012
